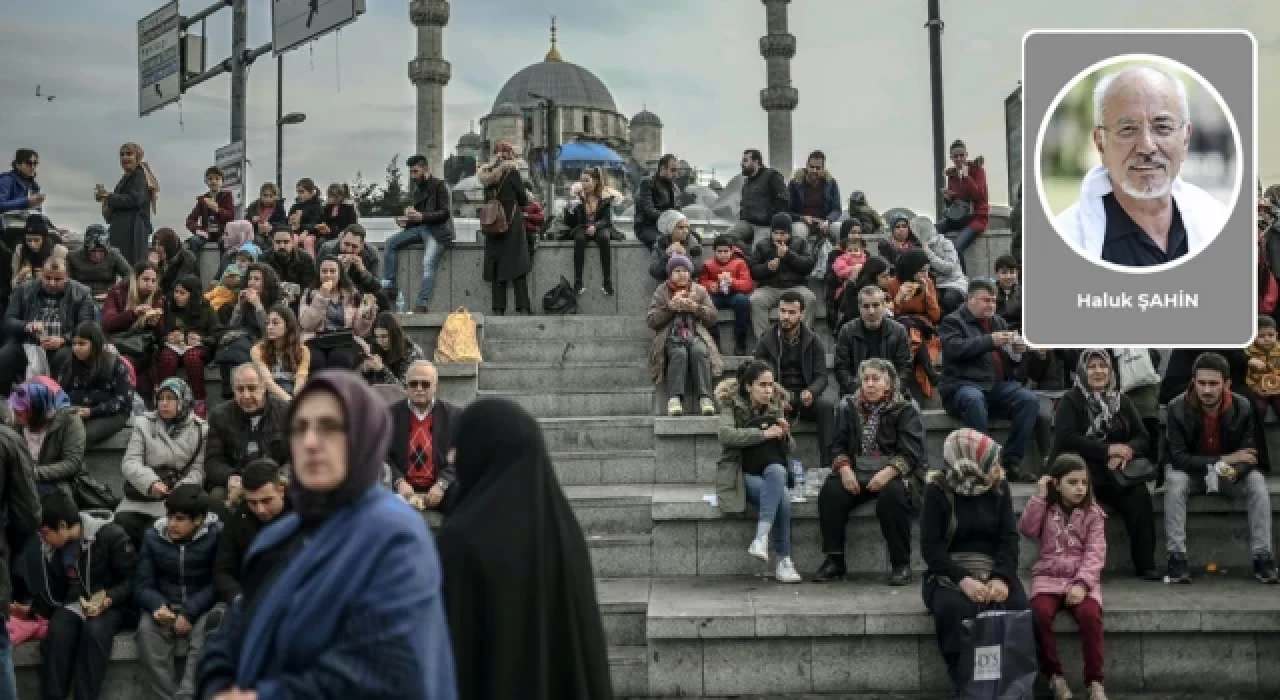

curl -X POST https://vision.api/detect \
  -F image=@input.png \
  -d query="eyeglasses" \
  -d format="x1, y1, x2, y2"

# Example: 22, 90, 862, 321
1098, 118, 1183, 144
407, 380, 433, 390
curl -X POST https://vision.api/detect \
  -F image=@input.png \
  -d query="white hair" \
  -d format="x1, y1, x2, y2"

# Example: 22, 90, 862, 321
1092, 64, 1191, 128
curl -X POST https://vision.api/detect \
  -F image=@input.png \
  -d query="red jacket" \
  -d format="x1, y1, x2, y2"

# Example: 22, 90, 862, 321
102, 280, 166, 335
945, 160, 990, 233
185, 191, 236, 240
523, 201, 545, 235
698, 252, 754, 295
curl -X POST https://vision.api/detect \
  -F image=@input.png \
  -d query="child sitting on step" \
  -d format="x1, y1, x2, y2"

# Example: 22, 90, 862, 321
1018, 453, 1109, 700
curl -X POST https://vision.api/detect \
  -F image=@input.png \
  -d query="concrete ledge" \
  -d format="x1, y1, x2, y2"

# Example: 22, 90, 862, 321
643, 578, 1280, 696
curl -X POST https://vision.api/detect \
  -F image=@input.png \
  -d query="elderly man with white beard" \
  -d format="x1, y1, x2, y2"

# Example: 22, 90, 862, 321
1054, 64, 1229, 268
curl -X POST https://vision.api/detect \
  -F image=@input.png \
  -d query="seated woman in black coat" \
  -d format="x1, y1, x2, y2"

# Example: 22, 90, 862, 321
1051, 348, 1159, 580
59, 321, 134, 447
921, 427, 1028, 692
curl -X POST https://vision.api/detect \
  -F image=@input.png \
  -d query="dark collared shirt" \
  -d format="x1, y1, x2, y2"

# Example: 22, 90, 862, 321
1099, 193, 1188, 267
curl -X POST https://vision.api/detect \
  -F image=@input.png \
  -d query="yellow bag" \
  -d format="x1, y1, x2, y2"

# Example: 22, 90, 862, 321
434, 307, 482, 363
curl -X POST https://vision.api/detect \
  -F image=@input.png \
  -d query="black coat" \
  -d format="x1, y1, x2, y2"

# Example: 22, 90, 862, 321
996, 282, 1022, 330
318, 203, 359, 245
204, 395, 291, 490
136, 516, 222, 618
748, 236, 816, 289
105, 167, 153, 266
738, 167, 788, 226
1018, 349, 1074, 391
1165, 391, 1256, 479
478, 162, 531, 282
262, 249, 318, 293
246, 200, 288, 232
648, 231, 703, 281
938, 306, 1019, 394
634, 176, 678, 231
160, 248, 199, 295
830, 392, 926, 489
754, 322, 828, 398
410, 175, 455, 243
386, 399, 460, 490
833, 318, 912, 396
0, 425, 39, 609
3, 278, 96, 344
15, 511, 134, 619
214, 496, 291, 604
288, 198, 323, 233
1160, 348, 1247, 405
1049, 388, 1150, 475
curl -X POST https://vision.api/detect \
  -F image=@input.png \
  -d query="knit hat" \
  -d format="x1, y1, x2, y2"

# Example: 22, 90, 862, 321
84, 224, 109, 252
24, 213, 48, 236
235, 241, 262, 261
933, 428, 1003, 496
222, 264, 243, 281
770, 212, 793, 233
666, 253, 694, 278
657, 209, 687, 238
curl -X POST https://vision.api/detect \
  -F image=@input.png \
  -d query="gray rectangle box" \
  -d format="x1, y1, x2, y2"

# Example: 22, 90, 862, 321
1022, 30, 1256, 348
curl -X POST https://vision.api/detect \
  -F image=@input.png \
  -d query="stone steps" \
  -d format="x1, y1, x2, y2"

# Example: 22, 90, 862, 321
482, 337, 648, 364
552, 449, 658, 485
539, 416, 656, 452
483, 314, 652, 341
642, 576, 1280, 697
479, 361, 652, 391
478, 388, 655, 418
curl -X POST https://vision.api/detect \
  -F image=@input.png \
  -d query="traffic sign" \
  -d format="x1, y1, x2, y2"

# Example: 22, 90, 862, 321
272, 0, 366, 56
216, 141, 247, 211
138, 1, 182, 117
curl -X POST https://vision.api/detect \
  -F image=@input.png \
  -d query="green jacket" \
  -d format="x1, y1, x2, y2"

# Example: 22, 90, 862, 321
714, 378, 794, 514
33, 409, 87, 501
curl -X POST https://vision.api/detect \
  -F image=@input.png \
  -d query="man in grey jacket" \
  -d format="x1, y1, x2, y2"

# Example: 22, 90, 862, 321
0, 258, 95, 391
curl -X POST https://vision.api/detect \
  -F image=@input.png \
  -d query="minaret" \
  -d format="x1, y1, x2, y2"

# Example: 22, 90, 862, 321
759, 0, 797, 174
409, 0, 452, 174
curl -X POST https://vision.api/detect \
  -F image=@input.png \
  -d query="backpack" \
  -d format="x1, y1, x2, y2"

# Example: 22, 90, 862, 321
541, 276, 579, 315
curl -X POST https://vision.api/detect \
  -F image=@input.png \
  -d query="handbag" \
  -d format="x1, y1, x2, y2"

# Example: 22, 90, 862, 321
479, 171, 515, 236
309, 328, 355, 351
541, 276, 579, 315
72, 472, 120, 511
1116, 348, 1161, 392
853, 454, 894, 480
1108, 456, 1157, 488
959, 608, 1038, 699
434, 307, 482, 363
944, 198, 974, 224
110, 330, 155, 358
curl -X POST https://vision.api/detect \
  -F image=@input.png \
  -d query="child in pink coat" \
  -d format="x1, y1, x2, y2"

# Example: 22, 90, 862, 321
1018, 453, 1109, 700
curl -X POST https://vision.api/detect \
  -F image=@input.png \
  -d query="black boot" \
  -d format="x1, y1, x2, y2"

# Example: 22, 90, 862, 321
888, 565, 912, 586
814, 555, 846, 583
734, 333, 749, 355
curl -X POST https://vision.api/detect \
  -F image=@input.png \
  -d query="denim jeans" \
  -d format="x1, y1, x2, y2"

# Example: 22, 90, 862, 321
1164, 467, 1273, 556
0, 619, 13, 700
743, 463, 792, 556
942, 380, 1039, 465
935, 218, 978, 274
382, 226, 447, 306
710, 292, 752, 342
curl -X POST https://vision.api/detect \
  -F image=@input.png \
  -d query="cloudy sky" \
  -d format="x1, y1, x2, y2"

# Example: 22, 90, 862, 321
6, 0, 1278, 232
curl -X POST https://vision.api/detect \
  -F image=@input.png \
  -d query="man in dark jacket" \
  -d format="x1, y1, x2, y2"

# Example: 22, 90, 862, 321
388, 361, 460, 514
0, 258, 95, 392
754, 291, 833, 468
815, 358, 924, 585
729, 149, 792, 245
326, 226, 389, 310
833, 286, 912, 396
938, 278, 1038, 481
206, 364, 290, 507
748, 213, 817, 341
0, 415, 38, 696
18, 495, 134, 700
788, 150, 842, 239
135, 485, 222, 700
1163, 351, 1277, 584
67, 224, 132, 300
213, 459, 290, 605
381, 155, 455, 311
262, 228, 317, 307
634, 154, 681, 250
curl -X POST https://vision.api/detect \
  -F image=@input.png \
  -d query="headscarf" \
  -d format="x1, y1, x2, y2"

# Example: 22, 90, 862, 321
153, 228, 181, 259
9, 379, 71, 428
436, 398, 613, 699
235, 241, 262, 262
286, 370, 391, 526
154, 377, 194, 431
910, 215, 937, 246
121, 142, 159, 213
1074, 348, 1122, 439
657, 209, 687, 238
935, 428, 1003, 496
223, 220, 255, 251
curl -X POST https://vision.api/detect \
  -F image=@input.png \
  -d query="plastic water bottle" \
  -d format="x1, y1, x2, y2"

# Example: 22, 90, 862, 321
791, 459, 807, 503
396, 290, 407, 314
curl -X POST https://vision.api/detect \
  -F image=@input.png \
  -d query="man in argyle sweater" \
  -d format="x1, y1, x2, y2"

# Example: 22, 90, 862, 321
388, 360, 460, 513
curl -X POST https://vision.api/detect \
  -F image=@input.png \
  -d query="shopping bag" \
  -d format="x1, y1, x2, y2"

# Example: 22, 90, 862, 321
959, 608, 1037, 699
1116, 348, 1160, 392
434, 307, 482, 363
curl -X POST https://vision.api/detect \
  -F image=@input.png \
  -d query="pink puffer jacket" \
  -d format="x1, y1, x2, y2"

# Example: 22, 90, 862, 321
1018, 494, 1107, 605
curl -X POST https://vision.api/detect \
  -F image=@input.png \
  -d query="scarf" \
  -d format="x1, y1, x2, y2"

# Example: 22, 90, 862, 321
1074, 349, 1123, 439
937, 427, 1002, 496
857, 397, 888, 456
155, 377, 194, 434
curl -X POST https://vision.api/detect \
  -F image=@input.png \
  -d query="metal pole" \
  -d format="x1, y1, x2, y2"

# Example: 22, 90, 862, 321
926, 0, 946, 220
546, 100, 557, 205
230, 0, 247, 145
276, 54, 283, 189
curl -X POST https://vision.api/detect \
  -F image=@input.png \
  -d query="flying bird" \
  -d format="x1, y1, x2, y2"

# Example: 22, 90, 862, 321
35, 85, 55, 101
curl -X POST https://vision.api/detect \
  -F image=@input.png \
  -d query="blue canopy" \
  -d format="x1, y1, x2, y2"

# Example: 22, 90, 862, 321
557, 141, 624, 166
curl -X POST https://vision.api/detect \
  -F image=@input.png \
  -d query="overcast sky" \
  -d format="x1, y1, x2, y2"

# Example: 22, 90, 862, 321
6, 0, 1277, 232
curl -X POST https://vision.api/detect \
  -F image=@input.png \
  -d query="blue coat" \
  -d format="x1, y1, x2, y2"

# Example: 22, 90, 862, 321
788, 171, 842, 225
197, 485, 457, 700
135, 514, 222, 620
0, 170, 38, 214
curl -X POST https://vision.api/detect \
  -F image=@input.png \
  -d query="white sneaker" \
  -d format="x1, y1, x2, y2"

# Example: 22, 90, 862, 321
747, 536, 769, 562
1049, 675, 1073, 700
775, 557, 802, 583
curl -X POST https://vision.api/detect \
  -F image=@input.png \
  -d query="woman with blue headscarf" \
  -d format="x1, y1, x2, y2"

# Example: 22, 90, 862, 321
8, 377, 85, 500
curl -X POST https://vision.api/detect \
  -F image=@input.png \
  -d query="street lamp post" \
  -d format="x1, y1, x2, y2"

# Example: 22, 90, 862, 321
529, 92, 557, 206
276, 53, 307, 190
